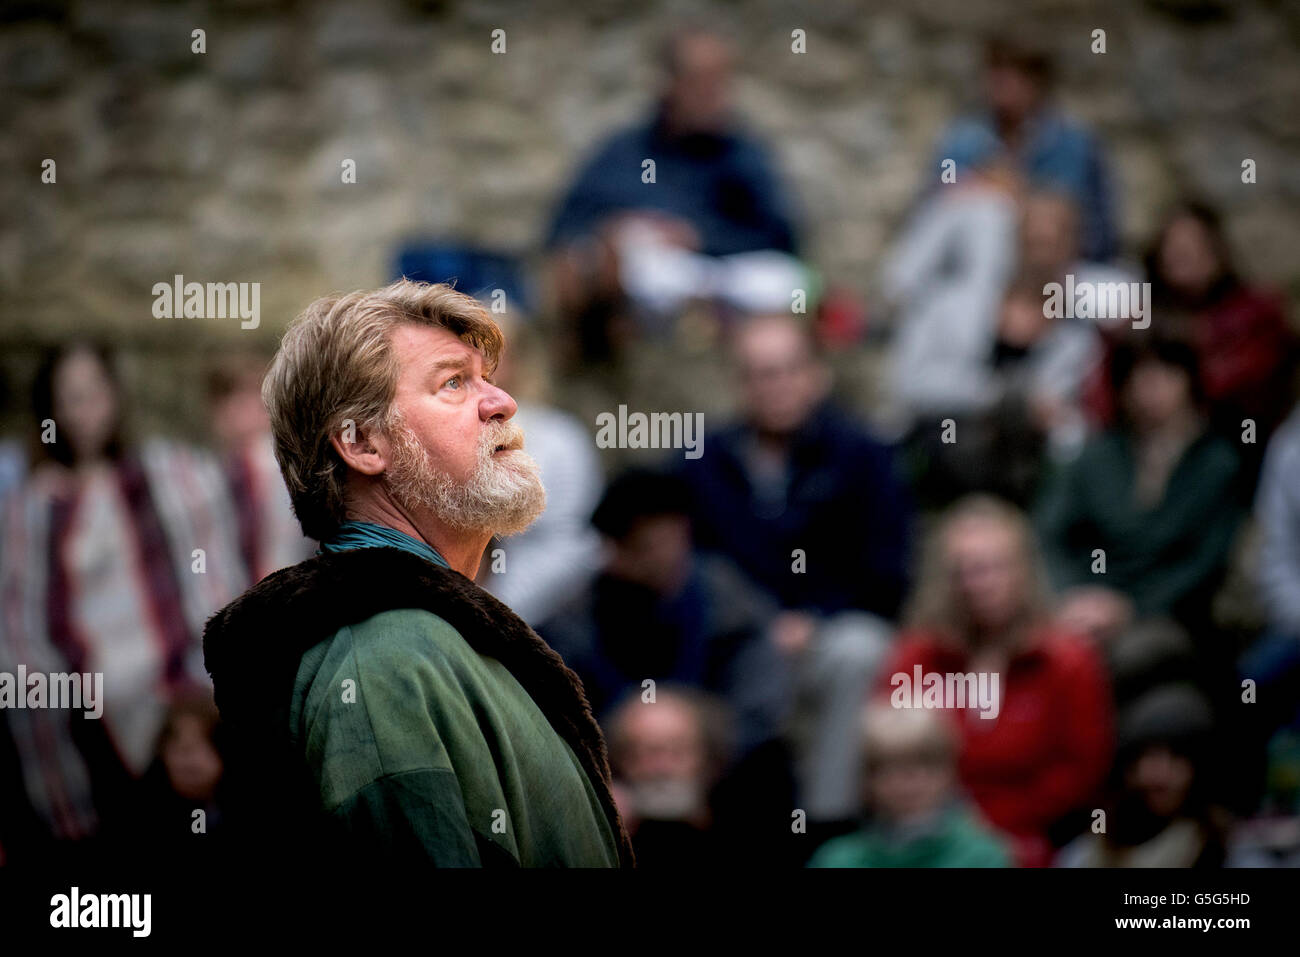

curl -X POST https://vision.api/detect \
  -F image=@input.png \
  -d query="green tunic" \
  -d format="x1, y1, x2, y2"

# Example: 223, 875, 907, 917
290, 607, 620, 867
806, 807, 1011, 868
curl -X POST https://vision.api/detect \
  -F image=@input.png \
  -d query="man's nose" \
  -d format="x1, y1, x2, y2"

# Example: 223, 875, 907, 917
481, 381, 518, 421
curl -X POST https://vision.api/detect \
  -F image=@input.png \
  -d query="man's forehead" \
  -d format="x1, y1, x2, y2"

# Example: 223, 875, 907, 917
737, 331, 811, 371
392, 323, 488, 373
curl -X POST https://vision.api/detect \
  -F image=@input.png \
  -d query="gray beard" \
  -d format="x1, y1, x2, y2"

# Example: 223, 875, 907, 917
385, 418, 546, 536
625, 778, 708, 823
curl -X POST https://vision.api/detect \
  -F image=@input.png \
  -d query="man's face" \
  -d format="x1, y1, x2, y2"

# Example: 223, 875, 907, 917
663, 35, 734, 134
618, 697, 709, 822
998, 291, 1051, 348
608, 514, 692, 596
381, 323, 545, 535
986, 63, 1041, 123
735, 319, 828, 437
1021, 194, 1078, 272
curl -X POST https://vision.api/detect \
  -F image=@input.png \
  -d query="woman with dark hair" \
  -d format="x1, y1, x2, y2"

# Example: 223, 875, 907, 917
1146, 201, 1295, 482
27, 341, 127, 468
1082, 201, 1294, 494
1037, 336, 1242, 642
0, 342, 246, 857
1057, 685, 1229, 868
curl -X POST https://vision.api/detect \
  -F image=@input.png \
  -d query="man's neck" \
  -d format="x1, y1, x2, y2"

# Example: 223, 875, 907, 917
346, 496, 491, 579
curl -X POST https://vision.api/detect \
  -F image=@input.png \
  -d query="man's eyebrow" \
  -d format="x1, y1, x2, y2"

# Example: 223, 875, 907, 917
426, 355, 475, 377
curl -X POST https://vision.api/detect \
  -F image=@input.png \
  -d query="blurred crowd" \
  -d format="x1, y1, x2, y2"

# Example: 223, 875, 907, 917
2, 28, 1298, 871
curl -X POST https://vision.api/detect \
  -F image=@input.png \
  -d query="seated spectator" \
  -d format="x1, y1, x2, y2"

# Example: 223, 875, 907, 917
883, 167, 1019, 437
540, 468, 791, 761
883, 189, 1123, 460
1239, 402, 1300, 741
902, 273, 1102, 507
1037, 337, 1242, 641
105, 687, 228, 869
1019, 189, 1141, 327
926, 34, 1117, 262
1254, 401, 1300, 649
1225, 721, 1300, 867
684, 314, 911, 621
1058, 685, 1229, 868
604, 681, 802, 869
206, 352, 316, 583
807, 703, 1011, 868
1143, 201, 1296, 489
476, 314, 604, 627
0, 342, 245, 850
679, 313, 911, 824
880, 495, 1114, 867
1088, 201, 1297, 488
991, 273, 1101, 463
545, 26, 801, 359
604, 685, 730, 868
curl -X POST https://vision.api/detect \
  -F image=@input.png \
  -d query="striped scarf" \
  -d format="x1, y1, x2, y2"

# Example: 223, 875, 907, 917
0, 440, 248, 840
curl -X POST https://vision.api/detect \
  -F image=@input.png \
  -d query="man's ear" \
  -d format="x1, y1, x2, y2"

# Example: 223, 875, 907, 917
329, 421, 389, 477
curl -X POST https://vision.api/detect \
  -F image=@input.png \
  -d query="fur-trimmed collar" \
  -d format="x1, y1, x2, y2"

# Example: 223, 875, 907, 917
203, 546, 634, 867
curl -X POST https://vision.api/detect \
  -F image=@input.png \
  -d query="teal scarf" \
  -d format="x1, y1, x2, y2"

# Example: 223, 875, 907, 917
319, 520, 450, 569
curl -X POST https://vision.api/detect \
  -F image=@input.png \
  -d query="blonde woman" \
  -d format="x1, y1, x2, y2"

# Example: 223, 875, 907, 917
877, 495, 1114, 867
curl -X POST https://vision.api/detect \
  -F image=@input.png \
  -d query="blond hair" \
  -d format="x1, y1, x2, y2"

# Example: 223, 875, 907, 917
263, 279, 504, 541
903, 494, 1054, 640
860, 702, 957, 768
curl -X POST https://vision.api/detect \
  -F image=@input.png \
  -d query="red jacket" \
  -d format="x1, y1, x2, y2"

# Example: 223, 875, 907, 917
1084, 285, 1294, 435
877, 625, 1114, 867
1195, 286, 1294, 432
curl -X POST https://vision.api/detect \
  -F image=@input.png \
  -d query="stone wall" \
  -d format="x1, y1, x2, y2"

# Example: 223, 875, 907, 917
2, 0, 1298, 434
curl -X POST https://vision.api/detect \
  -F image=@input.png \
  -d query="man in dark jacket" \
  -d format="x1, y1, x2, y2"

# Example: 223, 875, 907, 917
546, 29, 798, 261
678, 314, 912, 828
540, 469, 799, 868
545, 27, 800, 361
203, 279, 633, 869
540, 468, 791, 757
680, 317, 911, 621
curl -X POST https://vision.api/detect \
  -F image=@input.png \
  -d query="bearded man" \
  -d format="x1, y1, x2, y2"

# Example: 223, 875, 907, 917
203, 280, 633, 868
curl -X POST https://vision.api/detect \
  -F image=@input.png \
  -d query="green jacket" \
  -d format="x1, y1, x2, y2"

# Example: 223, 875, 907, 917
294, 608, 619, 866
204, 546, 634, 869
1035, 427, 1241, 618
807, 806, 1011, 868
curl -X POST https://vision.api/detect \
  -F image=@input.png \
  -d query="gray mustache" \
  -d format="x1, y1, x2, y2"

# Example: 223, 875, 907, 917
482, 422, 525, 454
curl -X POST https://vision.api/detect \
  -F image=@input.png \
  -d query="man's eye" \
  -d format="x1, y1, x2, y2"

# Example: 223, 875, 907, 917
443, 375, 462, 390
